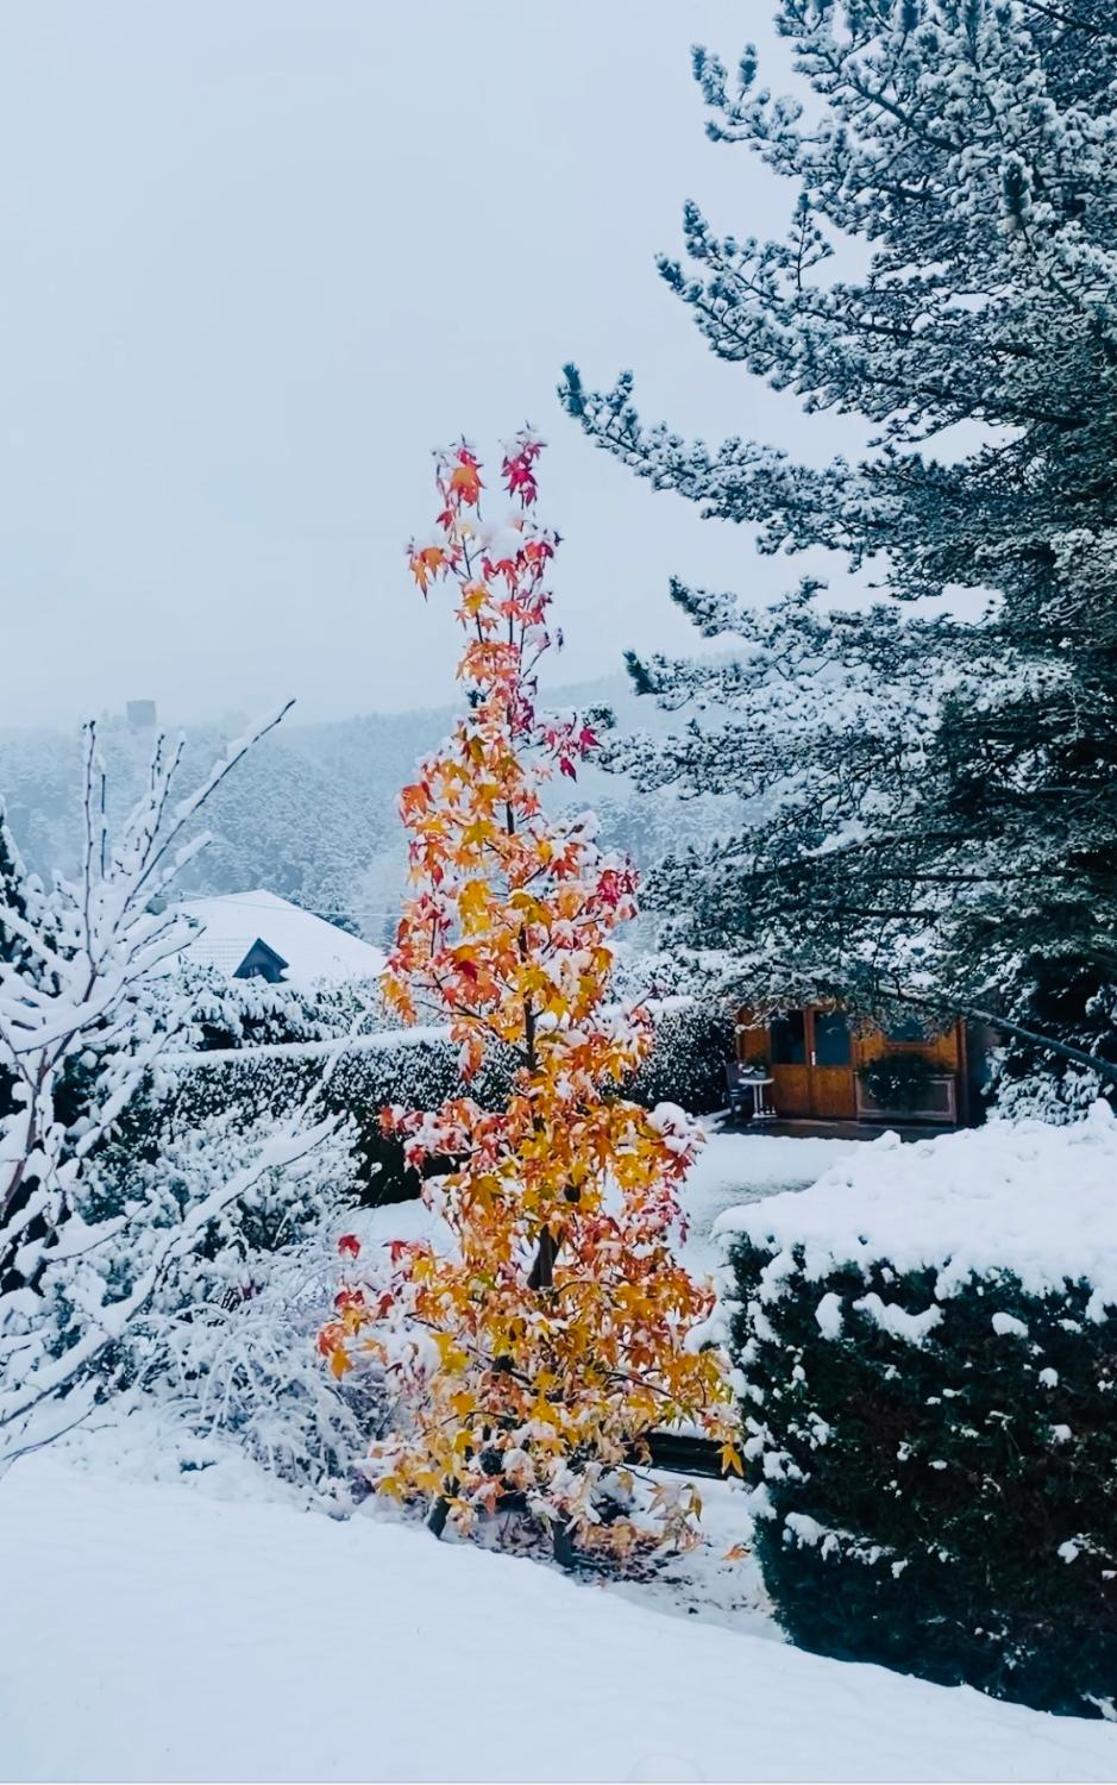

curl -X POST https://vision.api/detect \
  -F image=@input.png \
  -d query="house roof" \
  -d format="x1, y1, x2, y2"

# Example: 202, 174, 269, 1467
174, 890, 386, 988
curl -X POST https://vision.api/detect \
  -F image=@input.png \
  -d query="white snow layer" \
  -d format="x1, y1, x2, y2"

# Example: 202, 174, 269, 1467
715, 1103, 1117, 1308
175, 889, 386, 987
2, 1454, 1116, 1783
675, 1130, 860, 1276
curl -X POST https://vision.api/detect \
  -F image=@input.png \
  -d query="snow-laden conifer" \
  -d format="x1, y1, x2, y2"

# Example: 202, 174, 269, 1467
562, 1, 1117, 1106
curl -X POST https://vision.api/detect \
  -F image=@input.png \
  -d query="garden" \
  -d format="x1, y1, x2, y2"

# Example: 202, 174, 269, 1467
2, 4, 1116, 1782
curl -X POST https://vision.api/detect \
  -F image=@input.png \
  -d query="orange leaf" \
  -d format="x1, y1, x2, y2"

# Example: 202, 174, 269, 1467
449, 458, 482, 506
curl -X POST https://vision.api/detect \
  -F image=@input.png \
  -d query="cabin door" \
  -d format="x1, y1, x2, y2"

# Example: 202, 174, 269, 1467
769, 1008, 857, 1121
808, 1009, 858, 1119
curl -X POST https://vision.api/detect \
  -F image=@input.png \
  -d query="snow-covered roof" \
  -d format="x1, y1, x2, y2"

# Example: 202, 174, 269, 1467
175, 890, 386, 988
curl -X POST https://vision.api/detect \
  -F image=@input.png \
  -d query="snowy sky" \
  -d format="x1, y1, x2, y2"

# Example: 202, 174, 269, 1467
0, 2, 864, 731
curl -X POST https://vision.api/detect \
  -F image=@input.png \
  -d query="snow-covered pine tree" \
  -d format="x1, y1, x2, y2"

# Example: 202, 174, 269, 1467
561, 1, 1117, 1109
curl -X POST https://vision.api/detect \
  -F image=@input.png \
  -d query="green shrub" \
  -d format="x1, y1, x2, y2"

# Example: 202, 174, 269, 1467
146, 1033, 510, 1206
140, 999, 730, 1208
857, 1051, 935, 1111
722, 1127, 1117, 1717
628, 1001, 734, 1116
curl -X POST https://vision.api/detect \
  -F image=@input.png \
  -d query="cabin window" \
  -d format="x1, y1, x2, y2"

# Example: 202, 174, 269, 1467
885, 1016, 926, 1043
814, 1010, 852, 1066
770, 1010, 807, 1065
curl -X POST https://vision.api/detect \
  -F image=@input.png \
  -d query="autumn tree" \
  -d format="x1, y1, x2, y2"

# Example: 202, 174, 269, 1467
320, 435, 733, 1560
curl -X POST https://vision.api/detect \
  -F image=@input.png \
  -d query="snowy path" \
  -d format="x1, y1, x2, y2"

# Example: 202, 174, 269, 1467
3, 1458, 1115, 1784
675, 1130, 860, 1276
360, 1130, 863, 1282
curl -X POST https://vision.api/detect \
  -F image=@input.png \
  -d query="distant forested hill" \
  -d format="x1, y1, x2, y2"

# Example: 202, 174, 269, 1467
0, 674, 740, 942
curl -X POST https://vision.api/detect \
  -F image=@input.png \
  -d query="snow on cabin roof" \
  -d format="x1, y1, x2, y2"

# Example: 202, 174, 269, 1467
174, 890, 386, 988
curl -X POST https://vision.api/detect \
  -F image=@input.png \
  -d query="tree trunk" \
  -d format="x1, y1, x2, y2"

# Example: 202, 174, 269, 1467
527, 1225, 559, 1291
550, 1516, 577, 1570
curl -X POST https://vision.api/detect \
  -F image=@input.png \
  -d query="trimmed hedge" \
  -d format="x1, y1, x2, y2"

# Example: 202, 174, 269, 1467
725, 1236, 1117, 1717
145, 1001, 734, 1207
147, 1034, 501, 1205
627, 1001, 734, 1116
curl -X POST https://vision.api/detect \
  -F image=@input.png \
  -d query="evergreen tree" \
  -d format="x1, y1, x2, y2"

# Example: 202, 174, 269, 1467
561, 0, 1117, 1109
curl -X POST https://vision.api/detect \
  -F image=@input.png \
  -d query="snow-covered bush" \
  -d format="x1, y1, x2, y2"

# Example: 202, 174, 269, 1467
719, 1109, 1117, 1718
159, 1031, 504, 1207
151, 960, 388, 1055
627, 1001, 733, 1117
95, 1111, 377, 1492
992, 1060, 1107, 1127
990, 992, 1115, 1126
0, 709, 339, 1471
156, 998, 733, 1212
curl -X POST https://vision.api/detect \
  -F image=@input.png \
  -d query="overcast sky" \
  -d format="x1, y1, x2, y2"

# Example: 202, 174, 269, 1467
0, 2, 863, 731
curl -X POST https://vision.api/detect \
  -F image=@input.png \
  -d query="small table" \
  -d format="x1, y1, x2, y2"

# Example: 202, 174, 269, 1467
738, 1071, 777, 1122
742, 1071, 770, 1113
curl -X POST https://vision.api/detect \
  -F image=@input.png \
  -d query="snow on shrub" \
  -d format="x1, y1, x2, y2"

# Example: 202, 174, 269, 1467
151, 960, 384, 1055
154, 1000, 730, 1208
0, 707, 339, 1471
72, 1107, 368, 1494
156, 1030, 512, 1206
717, 1106, 1117, 1718
627, 1000, 733, 1117
112, 1115, 379, 1494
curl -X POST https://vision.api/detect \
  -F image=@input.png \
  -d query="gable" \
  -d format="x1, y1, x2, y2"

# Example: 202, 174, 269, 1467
233, 938, 290, 984
177, 889, 385, 986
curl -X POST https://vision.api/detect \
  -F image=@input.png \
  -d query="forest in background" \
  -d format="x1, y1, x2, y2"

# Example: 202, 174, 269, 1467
0, 673, 740, 947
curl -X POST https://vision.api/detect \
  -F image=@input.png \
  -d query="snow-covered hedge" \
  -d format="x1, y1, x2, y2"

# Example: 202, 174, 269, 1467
153, 1031, 510, 1205
718, 1107, 1117, 1718
152, 1001, 733, 1205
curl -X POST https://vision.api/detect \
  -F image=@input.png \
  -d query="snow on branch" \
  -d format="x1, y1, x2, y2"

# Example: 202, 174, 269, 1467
0, 700, 341, 1471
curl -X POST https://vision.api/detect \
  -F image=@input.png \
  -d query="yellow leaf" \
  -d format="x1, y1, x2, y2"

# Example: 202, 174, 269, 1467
720, 1440, 744, 1477
459, 880, 491, 933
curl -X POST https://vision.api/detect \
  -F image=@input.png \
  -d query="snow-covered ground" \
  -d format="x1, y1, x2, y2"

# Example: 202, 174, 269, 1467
358, 1127, 862, 1282
6, 1127, 1112, 1784
674, 1128, 860, 1276
3, 1447, 1116, 1785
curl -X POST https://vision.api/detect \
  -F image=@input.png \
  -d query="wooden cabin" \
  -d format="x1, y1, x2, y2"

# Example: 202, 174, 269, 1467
735, 1004, 976, 1126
